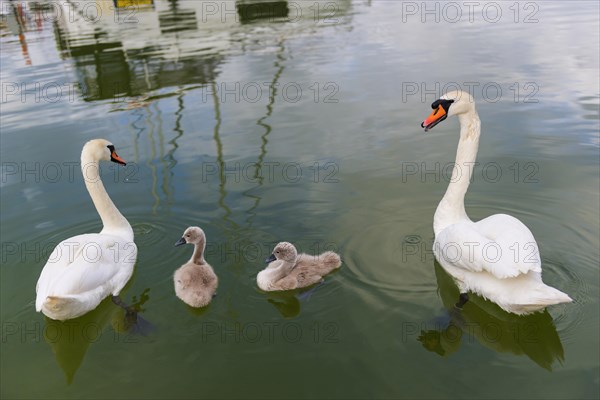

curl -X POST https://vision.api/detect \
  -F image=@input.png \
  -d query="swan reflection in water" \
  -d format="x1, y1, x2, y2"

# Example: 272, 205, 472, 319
265, 281, 327, 318
43, 289, 153, 384
419, 263, 566, 371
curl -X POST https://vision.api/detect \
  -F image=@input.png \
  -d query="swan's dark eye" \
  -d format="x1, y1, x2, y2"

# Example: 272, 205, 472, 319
431, 99, 455, 111
186, 234, 190, 237
276, 250, 279, 253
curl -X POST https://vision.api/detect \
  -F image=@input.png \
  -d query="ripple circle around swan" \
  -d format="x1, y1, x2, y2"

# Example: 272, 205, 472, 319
339, 216, 436, 294
133, 221, 167, 247
542, 257, 589, 345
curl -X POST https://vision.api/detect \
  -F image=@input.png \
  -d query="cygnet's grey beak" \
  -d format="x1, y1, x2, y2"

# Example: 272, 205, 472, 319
265, 254, 277, 264
174, 237, 186, 247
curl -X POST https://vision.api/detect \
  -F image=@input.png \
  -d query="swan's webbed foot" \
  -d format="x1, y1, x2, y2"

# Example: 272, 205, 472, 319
455, 293, 469, 310
112, 295, 126, 308
123, 310, 155, 336
112, 295, 155, 336
297, 280, 326, 302
112, 295, 135, 313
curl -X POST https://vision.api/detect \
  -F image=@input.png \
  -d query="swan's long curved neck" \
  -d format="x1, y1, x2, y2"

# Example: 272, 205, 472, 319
81, 154, 133, 241
190, 239, 206, 265
434, 111, 481, 236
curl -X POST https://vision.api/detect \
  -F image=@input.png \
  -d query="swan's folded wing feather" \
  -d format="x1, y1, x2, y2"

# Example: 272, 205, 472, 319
475, 213, 542, 275
435, 217, 541, 279
273, 274, 299, 291
36, 233, 136, 303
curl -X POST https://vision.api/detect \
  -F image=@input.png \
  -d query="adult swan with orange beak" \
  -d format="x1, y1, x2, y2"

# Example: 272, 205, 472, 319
421, 90, 572, 315
36, 139, 137, 321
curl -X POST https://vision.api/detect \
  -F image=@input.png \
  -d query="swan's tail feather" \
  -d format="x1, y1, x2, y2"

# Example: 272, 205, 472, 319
320, 251, 342, 273
493, 284, 573, 315
45, 295, 76, 309
532, 286, 573, 306
41, 295, 87, 321
513, 286, 573, 314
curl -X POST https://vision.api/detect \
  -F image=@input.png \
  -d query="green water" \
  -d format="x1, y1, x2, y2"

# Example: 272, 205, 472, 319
1, 1, 599, 399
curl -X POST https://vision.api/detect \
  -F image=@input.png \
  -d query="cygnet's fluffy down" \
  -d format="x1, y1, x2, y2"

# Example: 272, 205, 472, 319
257, 242, 341, 291
174, 227, 217, 307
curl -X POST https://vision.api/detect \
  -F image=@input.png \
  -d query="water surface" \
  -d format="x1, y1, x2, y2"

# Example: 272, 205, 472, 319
1, 1, 599, 399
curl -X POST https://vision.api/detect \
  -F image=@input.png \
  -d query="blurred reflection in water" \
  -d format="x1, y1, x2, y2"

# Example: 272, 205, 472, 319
266, 290, 300, 318
419, 263, 565, 371
44, 288, 153, 384
236, 1, 289, 24
159, 1, 196, 34
264, 281, 328, 319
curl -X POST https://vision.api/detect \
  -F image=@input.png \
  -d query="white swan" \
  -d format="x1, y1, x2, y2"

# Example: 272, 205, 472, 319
36, 139, 137, 321
421, 90, 572, 315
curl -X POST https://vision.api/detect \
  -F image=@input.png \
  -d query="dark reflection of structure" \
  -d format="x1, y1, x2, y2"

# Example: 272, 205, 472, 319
45, 0, 353, 203
43, 289, 152, 384
74, 36, 132, 101
236, 1, 289, 24
128, 49, 221, 95
52, 1, 220, 101
47, 0, 355, 102
55, 37, 222, 101
163, 91, 185, 191
209, 81, 235, 227
244, 38, 286, 226
207, 80, 246, 322
418, 263, 566, 370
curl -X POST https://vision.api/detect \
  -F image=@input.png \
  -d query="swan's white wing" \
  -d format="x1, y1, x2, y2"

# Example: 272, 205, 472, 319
434, 214, 541, 279
36, 233, 137, 310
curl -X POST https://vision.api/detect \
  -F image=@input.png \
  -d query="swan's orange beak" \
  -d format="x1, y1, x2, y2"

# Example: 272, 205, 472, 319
110, 150, 127, 166
421, 105, 448, 132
